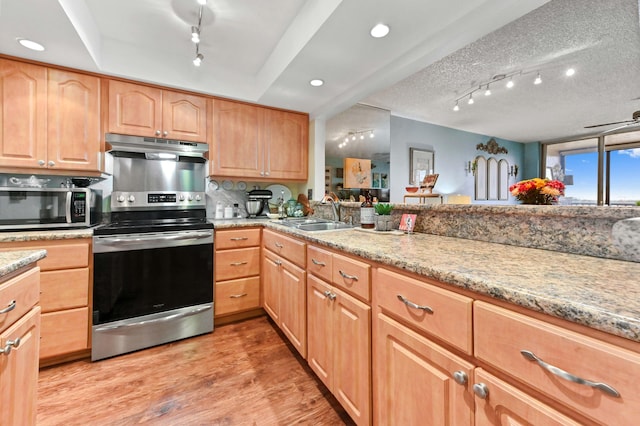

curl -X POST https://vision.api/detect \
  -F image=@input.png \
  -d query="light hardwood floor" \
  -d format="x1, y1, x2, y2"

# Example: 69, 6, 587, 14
37, 316, 354, 425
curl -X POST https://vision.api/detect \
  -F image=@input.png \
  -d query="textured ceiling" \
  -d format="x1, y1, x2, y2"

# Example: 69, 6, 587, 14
362, 0, 640, 143
2, 0, 636, 147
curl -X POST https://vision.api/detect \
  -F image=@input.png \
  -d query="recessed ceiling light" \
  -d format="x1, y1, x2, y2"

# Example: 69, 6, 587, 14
566, 68, 576, 77
17, 38, 45, 51
309, 79, 324, 87
370, 23, 390, 38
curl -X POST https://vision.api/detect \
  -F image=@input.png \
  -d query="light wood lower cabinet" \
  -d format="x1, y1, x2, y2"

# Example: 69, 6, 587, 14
0, 266, 41, 426
374, 311, 474, 426
214, 228, 262, 318
0, 239, 92, 364
263, 248, 306, 358
307, 274, 371, 426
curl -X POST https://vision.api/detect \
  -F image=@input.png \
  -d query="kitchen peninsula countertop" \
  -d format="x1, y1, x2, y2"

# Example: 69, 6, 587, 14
0, 249, 47, 279
214, 218, 640, 343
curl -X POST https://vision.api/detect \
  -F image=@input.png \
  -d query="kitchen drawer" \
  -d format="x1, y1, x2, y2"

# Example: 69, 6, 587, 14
332, 252, 371, 302
0, 266, 40, 334
474, 301, 640, 425
40, 268, 89, 313
262, 229, 306, 268
307, 245, 333, 283
215, 247, 260, 281
374, 267, 473, 354
40, 307, 89, 359
215, 228, 261, 250
37, 242, 90, 271
215, 276, 260, 316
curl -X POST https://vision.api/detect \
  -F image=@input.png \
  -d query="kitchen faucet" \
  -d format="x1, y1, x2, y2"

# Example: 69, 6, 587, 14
328, 198, 340, 222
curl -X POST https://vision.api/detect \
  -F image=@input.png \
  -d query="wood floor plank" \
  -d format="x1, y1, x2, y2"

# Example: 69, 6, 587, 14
37, 316, 354, 425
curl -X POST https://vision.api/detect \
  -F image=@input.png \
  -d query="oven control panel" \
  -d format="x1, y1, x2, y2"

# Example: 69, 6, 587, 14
111, 191, 205, 210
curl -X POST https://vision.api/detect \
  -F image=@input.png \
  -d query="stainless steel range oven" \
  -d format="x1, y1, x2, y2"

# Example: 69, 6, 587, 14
92, 133, 214, 361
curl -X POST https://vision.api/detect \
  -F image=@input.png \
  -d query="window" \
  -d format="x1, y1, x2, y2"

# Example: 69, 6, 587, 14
543, 131, 640, 206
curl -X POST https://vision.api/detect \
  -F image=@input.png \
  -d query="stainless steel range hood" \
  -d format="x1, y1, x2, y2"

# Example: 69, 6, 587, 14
105, 133, 208, 159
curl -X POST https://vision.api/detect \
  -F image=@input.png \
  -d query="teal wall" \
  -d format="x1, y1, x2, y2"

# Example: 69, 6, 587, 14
389, 116, 531, 204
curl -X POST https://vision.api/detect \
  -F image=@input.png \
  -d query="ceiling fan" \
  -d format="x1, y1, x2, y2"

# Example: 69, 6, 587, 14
584, 110, 640, 133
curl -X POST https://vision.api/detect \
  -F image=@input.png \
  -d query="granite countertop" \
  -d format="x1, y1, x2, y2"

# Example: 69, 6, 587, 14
0, 227, 95, 243
0, 249, 47, 279
238, 219, 640, 344
3, 219, 639, 343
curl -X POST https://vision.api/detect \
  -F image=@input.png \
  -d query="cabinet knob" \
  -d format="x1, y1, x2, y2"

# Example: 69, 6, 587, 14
48, 160, 55, 167
0, 337, 21, 356
38, 159, 45, 166
452, 371, 468, 385
472, 383, 489, 399
155, 130, 161, 136
163, 131, 168, 136
260, 171, 265, 176
264, 172, 270, 176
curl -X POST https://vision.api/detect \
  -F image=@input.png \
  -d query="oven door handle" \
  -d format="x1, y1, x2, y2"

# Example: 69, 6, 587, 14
94, 305, 212, 332
94, 231, 213, 251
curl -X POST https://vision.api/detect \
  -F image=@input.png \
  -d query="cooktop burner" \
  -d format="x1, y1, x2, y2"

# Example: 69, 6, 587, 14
94, 209, 213, 235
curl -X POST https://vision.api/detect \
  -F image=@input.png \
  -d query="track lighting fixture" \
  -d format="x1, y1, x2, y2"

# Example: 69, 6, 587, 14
339, 130, 374, 148
451, 67, 575, 112
190, 1, 205, 66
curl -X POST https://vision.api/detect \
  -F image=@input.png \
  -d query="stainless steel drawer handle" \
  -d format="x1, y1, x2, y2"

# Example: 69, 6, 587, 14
311, 259, 326, 266
230, 293, 248, 298
338, 270, 358, 281
274, 242, 284, 248
0, 300, 16, 314
274, 260, 282, 266
230, 261, 248, 266
397, 294, 434, 314
520, 350, 620, 398
0, 338, 21, 356
230, 237, 249, 241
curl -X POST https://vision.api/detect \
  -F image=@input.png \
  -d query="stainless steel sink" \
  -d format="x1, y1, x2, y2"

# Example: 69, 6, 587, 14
279, 217, 353, 232
296, 222, 354, 232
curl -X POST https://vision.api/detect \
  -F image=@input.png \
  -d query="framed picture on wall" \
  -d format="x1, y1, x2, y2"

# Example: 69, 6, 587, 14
409, 148, 434, 185
372, 173, 381, 188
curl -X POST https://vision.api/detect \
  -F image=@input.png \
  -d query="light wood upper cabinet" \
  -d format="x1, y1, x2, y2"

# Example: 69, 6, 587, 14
108, 80, 207, 142
48, 69, 101, 171
0, 60, 101, 172
0, 59, 47, 169
210, 98, 308, 180
263, 108, 308, 180
210, 99, 263, 177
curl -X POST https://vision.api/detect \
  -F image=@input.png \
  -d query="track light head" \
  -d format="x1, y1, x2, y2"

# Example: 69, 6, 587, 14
193, 53, 204, 66
191, 26, 200, 43
534, 72, 542, 85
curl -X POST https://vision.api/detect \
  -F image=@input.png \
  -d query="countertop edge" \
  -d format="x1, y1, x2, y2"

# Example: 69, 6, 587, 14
0, 249, 47, 279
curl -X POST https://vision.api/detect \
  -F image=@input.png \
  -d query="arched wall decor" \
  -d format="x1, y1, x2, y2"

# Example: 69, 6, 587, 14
474, 155, 510, 201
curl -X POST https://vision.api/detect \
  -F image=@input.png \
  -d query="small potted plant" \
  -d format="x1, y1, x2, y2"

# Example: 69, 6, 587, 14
374, 203, 394, 231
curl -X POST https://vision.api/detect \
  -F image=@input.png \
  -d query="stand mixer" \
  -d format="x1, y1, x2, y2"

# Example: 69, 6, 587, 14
245, 188, 272, 217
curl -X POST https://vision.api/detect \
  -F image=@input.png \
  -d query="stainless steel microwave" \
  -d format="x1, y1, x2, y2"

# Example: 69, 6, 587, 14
0, 187, 101, 231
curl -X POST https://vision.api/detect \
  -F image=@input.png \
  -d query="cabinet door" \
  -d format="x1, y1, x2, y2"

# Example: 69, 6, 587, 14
0, 306, 40, 426
263, 109, 308, 180
474, 368, 582, 426
108, 80, 162, 137
48, 69, 101, 171
374, 312, 474, 426
307, 275, 334, 389
211, 99, 263, 178
333, 286, 371, 426
40, 307, 89, 359
278, 256, 306, 358
262, 250, 281, 323
162, 90, 207, 142
0, 59, 47, 169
